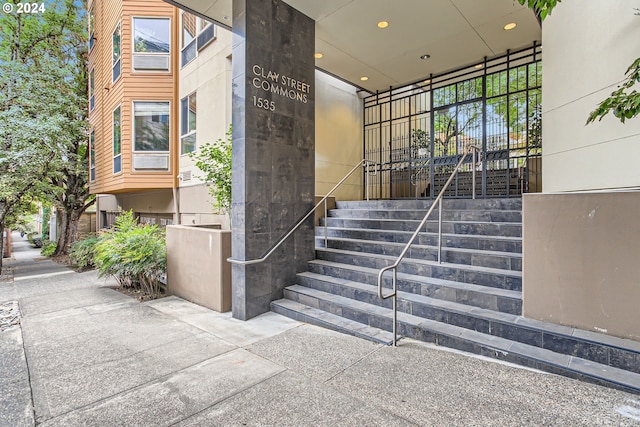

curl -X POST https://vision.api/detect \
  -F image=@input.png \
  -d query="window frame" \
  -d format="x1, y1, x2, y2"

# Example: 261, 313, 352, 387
90, 130, 96, 181
89, 67, 95, 111
180, 92, 197, 155
131, 16, 171, 72
89, 4, 95, 51
112, 22, 121, 82
131, 100, 171, 172
112, 105, 122, 174
180, 11, 216, 67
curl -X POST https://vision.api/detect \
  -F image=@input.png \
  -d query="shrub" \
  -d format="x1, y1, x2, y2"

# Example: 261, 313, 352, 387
40, 240, 57, 257
70, 235, 100, 270
93, 211, 166, 299
28, 233, 43, 248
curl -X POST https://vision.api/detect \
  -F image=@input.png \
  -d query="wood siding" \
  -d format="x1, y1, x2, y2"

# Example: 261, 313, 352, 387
88, 0, 179, 194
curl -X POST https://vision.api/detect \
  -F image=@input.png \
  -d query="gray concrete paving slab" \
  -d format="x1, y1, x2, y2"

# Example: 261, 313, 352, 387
0, 327, 34, 427
247, 324, 384, 382
175, 370, 414, 427
149, 296, 301, 346
19, 286, 132, 316
40, 349, 284, 427
325, 339, 637, 426
0, 270, 112, 303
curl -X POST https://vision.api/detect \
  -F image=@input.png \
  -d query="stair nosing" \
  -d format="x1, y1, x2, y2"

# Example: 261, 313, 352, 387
317, 225, 523, 242
315, 247, 522, 277
315, 236, 523, 258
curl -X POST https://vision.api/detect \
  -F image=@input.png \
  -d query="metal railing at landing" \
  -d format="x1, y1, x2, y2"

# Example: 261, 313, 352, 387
227, 159, 377, 266
377, 145, 480, 346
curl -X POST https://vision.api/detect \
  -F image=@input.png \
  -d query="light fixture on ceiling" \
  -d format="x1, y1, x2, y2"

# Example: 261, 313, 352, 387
377, 21, 389, 29
314, 52, 323, 59
360, 76, 369, 81
504, 22, 517, 30
420, 54, 431, 60
474, 64, 483, 69
223, 16, 229, 20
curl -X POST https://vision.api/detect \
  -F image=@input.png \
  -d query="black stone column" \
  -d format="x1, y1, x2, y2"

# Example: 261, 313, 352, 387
231, 0, 315, 320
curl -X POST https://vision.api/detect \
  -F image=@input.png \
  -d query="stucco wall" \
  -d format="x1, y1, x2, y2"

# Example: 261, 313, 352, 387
315, 70, 364, 200
523, 192, 640, 340
178, 25, 233, 189
166, 225, 231, 312
542, 0, 640, 192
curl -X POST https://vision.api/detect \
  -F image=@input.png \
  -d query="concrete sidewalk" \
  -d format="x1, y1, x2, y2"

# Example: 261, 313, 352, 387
4, 232, 73, 282
1, 269, 639, 425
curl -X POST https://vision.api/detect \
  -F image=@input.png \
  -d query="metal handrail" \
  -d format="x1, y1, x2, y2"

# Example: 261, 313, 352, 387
377, 145, 479, 346
228, 159, 377, 266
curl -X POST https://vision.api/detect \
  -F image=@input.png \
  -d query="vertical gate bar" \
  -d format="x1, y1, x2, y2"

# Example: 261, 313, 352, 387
389, 86, 393, 199
482, 56, 488, 198
506, 49, 511, 197
429, 75, 435, 199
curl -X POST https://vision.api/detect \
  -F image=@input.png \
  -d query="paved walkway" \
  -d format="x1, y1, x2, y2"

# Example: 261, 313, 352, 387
1, 238, 639, 426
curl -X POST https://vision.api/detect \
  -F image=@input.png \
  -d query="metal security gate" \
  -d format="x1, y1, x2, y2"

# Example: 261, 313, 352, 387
364, 43, 542, 199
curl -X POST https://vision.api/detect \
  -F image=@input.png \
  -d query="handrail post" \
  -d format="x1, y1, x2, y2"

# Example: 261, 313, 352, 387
365, 160, 368, 201
324, 198, 328, 248
392, 268, 397, 347
437, 198, 443, 263
472, 147, 477, 200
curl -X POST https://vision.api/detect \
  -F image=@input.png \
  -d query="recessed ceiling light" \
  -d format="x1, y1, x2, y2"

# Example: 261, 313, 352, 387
504, 22, 517, 30
314, 52, 323, 59
474, 64, 483, 69
377, 21, 389, 29
423, 79, 430, 84
360, 76, 369, 81
420, 54, 431, 60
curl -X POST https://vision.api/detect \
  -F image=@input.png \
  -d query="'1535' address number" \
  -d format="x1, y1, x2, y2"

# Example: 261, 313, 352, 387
252, 96, 275, 111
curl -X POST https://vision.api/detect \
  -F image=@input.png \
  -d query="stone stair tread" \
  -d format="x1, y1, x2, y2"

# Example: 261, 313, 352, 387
304, 261, 521, 299
515, 317, 640, 353
283, 285, 640, 392
317, 247, 523, 277
316, 236, 523, 258
271, 298, 395, 345
318, 225, 523, 242
290, 283, 640, 357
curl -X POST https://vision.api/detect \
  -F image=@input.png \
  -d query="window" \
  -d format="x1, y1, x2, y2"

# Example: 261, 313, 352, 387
112, 22, 121, 81
133, 17, 170, 71
132, 101, 170, 171
89, 68, 95, 111
180, 92, 196, 154
113, 106, 121, 174
90, 130, 96, 181
181, 11, 215, 67
89, 5, 95, 50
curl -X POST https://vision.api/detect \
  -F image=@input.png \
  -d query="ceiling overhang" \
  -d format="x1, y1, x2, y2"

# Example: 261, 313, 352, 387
165, 0, 540, 93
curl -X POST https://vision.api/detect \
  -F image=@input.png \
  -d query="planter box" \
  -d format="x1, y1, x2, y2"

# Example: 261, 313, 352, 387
166, 224, 231, 312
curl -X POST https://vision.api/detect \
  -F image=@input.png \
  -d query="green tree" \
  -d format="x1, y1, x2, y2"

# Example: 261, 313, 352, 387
0, 0, 93, 264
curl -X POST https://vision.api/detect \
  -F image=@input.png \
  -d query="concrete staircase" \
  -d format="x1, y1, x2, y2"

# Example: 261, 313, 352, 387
271, 198, 640, 394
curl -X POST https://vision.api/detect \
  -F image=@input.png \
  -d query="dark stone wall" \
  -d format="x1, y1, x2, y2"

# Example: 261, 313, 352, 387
231, 0, 315, 320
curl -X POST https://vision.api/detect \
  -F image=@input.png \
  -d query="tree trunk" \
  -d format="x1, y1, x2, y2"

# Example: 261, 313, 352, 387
0, 225, 4, 274
53, 207, 82, 256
